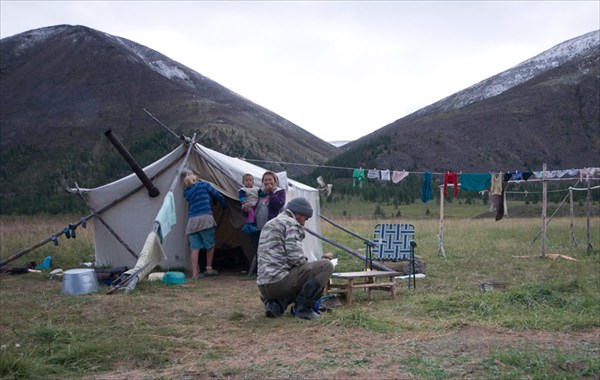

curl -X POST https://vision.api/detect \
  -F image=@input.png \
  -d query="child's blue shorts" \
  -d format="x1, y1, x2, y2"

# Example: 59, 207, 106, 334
188, 227, 216, 250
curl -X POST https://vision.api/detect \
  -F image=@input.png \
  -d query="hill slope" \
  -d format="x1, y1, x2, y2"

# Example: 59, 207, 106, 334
0, 25, 338, 213
336, 30, 600, 173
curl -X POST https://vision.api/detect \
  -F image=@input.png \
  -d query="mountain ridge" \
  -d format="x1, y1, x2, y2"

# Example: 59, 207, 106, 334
1, 25, 598, 214
337, 30, 600, 173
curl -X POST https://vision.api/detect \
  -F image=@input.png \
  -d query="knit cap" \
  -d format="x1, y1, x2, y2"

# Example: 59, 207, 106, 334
286, 197, 313, 218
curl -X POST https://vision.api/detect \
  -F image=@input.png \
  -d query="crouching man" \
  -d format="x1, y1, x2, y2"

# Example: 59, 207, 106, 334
256, 197, 334, 320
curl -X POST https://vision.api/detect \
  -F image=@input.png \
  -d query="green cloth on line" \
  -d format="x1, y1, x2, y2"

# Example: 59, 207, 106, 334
460, 173, 492, 191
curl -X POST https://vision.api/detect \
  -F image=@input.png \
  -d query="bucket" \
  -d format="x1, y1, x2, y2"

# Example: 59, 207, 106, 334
61, 268, 100, 295
162, 271, 186, 285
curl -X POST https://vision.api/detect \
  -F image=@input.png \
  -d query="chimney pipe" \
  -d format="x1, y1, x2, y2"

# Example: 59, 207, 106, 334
104, 129, 160, 198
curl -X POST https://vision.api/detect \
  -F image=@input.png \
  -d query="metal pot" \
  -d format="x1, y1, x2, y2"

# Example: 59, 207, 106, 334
61, 268, 100, 295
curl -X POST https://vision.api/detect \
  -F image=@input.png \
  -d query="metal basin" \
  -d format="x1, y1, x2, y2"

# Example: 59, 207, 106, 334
61, 268, 100, 295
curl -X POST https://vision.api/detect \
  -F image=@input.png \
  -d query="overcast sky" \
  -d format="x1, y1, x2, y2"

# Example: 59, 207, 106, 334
1, 1, 598, 142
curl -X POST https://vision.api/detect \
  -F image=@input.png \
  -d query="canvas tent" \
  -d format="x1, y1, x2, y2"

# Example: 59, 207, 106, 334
77, 142, 323, 271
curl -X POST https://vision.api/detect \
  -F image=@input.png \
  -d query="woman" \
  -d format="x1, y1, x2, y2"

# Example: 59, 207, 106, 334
249, 171, 285, 273
255, 171, 286, 229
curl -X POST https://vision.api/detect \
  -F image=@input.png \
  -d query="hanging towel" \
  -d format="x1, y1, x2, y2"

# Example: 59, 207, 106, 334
460, 173, 492, 191
155, 191, 177, 242
392, 170, 409, 184
421, 172, 433, 203
443, 171, 459, 197
367, 169, 380, 180
353, 168, 365, 188
380, 169, 391, 181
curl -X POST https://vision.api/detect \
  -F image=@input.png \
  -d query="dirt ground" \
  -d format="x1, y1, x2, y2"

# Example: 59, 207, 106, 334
58, 273, 597, 380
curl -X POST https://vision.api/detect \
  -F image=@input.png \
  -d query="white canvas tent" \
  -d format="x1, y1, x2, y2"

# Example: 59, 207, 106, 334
78, 142, 323, 271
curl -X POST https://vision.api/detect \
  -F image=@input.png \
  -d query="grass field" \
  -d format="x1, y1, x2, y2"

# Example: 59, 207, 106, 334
1, 202, 599, 379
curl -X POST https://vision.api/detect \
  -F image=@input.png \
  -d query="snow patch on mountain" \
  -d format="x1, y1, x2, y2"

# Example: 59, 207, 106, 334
415, 30, 600, 116
11, 25, 69, 57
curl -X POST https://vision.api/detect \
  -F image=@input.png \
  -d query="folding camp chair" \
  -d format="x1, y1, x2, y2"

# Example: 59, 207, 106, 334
373, 223, 417, 289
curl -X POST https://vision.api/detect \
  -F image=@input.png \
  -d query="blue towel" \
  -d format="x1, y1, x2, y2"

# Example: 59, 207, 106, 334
155, 191, 177, 242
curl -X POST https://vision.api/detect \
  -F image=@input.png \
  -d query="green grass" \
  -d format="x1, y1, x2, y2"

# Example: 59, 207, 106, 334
1, 205, 599, 379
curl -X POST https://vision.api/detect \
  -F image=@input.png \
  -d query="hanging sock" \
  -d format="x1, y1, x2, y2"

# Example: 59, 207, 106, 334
80, 217, 87, 228
50, 234, 59, 246
63, 227, 71, 239
69, 224, 76, 239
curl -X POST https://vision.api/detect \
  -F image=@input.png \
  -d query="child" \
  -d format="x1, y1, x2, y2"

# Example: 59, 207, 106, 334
183, 173, 228, 280
238, 173, 265, 234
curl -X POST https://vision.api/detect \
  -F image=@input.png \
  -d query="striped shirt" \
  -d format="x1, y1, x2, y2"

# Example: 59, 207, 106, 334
184, 181, 227, 218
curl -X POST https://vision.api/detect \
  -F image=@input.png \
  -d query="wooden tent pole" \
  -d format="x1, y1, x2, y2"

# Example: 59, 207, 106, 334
438, 186, 446, 257
304, 227, 395, 272
168, 133, 197, 193
319, 214, 372, 244
541, 163, 547, 257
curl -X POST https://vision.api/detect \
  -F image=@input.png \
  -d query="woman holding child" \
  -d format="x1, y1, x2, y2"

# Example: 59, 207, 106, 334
243, 171, 285, 273
255, 171, 286, 229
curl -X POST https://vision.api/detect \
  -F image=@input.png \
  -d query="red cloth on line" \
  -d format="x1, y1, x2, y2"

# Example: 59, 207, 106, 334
444, 171, 459, 197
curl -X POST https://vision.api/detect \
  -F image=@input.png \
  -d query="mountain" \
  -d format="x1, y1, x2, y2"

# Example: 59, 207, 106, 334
335, 30, 600, 173
0, 25, 338, 214
1, 26, 598, 215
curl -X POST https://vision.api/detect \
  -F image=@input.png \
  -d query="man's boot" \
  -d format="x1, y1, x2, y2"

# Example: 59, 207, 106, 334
293, 278, 323, 320
262, 296, 294, 318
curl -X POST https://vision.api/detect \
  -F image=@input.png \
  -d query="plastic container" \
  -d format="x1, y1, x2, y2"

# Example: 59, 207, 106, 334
162, 271, 186, 285
61, 268, 100, 295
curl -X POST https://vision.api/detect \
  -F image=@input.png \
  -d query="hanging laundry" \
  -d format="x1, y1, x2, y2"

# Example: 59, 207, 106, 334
496, 180, 509, 221
490, 172, 503, 215
521, 172, 533, 181
380, 169, 391, 181
566, 169, 579, 176
391, 170, 409, 184
443, 171, 459, 197
421, 172, 433, 203
367, 169, 380, 180
353, 168, 365, 188
509, 171, 532, 181
580, 167, 595, 182
316, 176, 333, 197
460, 173, 491, 191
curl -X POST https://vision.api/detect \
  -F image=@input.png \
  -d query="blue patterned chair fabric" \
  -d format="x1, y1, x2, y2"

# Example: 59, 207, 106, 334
373, 223, 415, 261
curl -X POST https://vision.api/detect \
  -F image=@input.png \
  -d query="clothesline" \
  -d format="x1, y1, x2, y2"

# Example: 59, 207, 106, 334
242, 157, 599, 179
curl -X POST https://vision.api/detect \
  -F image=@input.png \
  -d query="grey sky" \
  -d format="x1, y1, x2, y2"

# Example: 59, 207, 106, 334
1, 1, 598, 142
